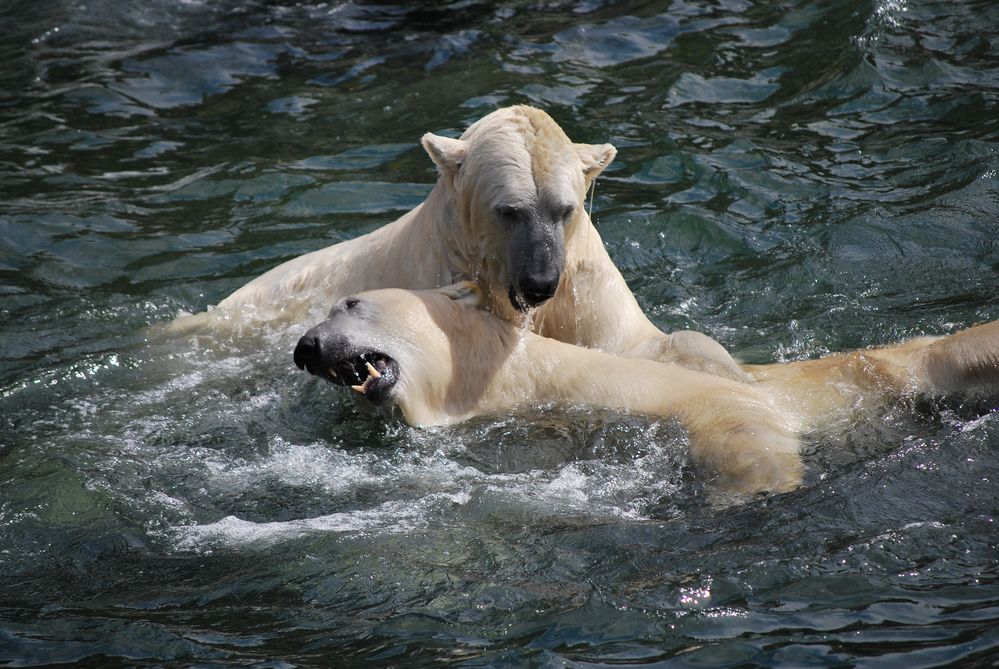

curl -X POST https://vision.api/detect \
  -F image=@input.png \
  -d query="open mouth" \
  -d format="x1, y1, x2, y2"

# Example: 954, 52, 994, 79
297, 349, 399, 407
508, 285, 531, 312
508, 284, 556, 312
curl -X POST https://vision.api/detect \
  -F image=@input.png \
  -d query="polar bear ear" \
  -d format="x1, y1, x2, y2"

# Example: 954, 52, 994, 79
437, 281, 483, 308
576, 142, 617, 180
421, 133, 467, 175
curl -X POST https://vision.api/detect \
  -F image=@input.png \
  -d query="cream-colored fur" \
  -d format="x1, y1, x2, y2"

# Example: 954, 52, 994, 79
299, 284, 999, 496
171, 105, 747, 381
307, 283, 800, 495
746, 322, 999, 422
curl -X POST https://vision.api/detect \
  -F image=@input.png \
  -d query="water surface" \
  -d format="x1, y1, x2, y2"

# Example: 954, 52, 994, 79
2, 0, 998, 666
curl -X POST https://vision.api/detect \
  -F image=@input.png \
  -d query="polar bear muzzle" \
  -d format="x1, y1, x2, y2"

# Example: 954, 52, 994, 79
506, 210, 565, 311
293, 325, 399, 407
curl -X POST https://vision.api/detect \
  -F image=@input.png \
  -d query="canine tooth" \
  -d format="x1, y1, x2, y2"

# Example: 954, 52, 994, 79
365, 361, 381, 379
351, 384, 366, 394
328, 368, 338, 378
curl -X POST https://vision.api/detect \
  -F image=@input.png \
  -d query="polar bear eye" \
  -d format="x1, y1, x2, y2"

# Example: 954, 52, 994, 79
557, 204, 576, 221
496, 205, 524, 225
344, 297, 361, 310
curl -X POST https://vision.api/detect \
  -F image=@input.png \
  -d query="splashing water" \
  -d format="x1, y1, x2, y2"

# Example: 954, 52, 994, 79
1, 0, 998, 666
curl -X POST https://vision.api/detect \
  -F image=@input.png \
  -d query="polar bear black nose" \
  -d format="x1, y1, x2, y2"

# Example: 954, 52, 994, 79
517, 272, 559, 307
293, 334, 321, 371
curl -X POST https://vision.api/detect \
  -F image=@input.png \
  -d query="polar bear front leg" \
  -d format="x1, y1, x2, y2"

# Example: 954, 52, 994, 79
686, 408, 803, 497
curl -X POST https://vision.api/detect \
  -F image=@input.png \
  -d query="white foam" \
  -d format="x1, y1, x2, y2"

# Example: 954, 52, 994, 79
206, 437, 381, 496
171, 491, 471, 551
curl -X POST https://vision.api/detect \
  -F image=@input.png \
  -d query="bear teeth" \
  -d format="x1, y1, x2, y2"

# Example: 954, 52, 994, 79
349, 356, 391, 396
351, 366, 380, 395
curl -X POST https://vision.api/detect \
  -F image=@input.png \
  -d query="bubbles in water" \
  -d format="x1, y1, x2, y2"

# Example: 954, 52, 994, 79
875, 0, 909, 29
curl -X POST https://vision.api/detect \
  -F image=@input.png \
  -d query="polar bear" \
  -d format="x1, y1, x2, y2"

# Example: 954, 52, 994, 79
291, 283, 999, 495
172, 105, 748, 381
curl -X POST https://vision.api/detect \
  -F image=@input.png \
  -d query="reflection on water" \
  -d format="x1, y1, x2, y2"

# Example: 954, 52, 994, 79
1, 0, 998, 666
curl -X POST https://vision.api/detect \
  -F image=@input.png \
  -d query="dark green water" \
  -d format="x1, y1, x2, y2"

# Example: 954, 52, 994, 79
2, 0, 998, 666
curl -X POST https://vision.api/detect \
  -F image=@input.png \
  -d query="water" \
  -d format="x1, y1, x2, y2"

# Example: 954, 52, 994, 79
2, 0, 998, 666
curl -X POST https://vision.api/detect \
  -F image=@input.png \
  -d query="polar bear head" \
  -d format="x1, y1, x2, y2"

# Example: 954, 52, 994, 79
292, 282, 515, 426
421, 106, 616, 318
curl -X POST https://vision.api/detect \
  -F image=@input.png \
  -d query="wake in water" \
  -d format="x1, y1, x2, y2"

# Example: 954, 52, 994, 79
163, 412, 692, 553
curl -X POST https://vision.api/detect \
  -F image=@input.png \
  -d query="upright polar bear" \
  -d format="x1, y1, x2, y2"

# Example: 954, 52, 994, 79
293, 283, 999, 495
174, 105, 748, 381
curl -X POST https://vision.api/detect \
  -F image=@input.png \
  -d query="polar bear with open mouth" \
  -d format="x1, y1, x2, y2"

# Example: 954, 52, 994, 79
293, 283, 999, 495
